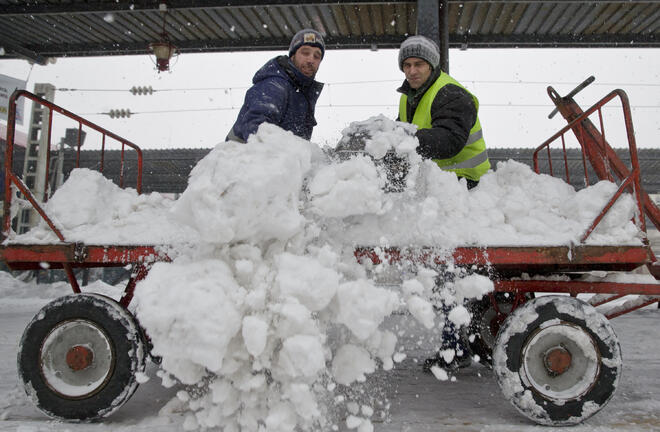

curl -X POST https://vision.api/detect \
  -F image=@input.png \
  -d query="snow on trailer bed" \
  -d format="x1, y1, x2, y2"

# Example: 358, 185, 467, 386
2, 86, 660, 430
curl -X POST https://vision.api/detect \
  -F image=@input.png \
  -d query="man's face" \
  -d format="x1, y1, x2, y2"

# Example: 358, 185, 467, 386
291, 45, 323, 78
402, 57, 432, 89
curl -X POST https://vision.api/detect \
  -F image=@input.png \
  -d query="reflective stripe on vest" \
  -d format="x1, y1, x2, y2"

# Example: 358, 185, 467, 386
399, 73, 490, 181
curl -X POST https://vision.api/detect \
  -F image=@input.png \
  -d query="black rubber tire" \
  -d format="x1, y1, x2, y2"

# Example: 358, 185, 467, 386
17, 293, 146, 421
492, 295, 621, 426
466, 293, 521, 367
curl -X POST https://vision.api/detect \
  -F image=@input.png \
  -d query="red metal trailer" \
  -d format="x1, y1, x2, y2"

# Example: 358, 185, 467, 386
1, 80, 659, 425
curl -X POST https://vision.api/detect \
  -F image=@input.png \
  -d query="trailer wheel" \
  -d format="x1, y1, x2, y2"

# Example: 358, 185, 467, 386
492, 295, 621, 426
466, 293, 532, 367
17, 293, 146, 421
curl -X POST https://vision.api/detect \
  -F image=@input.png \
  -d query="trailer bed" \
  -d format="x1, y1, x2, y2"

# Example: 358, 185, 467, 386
355, 243, 654, 275
1, 242, 652, 273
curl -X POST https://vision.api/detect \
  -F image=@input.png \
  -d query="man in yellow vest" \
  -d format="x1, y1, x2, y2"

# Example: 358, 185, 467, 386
397, 35, 490, 190
398, 36, 488, 372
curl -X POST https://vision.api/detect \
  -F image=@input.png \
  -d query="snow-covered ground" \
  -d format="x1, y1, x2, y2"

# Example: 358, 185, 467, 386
1, 118, 659, 431
1, 273, 660, 432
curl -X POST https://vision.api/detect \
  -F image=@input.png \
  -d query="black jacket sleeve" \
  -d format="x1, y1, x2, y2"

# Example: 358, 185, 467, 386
415, 84, 477, 160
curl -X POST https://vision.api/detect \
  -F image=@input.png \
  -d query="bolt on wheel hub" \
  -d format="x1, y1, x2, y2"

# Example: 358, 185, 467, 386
543, 345, 572, 376
66, 345, 94, 371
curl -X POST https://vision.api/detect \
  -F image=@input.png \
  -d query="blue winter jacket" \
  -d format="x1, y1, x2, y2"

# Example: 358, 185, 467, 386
227, 56, 324, 142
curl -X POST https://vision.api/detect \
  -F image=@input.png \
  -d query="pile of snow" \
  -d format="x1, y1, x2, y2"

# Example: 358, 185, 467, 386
3, 116, 645, 431
7, 117, 641, 248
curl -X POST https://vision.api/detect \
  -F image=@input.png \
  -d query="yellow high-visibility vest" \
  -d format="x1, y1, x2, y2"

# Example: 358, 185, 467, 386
400, 73, 490, 181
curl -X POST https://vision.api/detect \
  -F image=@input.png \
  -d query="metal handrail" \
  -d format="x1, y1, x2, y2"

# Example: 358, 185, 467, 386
532, 88, 656, 244
3, 89, 144, 241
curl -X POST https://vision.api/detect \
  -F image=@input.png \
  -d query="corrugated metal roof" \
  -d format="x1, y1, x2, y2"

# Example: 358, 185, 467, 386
1, 1, 658, 64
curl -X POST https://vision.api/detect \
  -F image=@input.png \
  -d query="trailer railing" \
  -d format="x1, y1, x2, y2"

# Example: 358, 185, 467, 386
533, 86, 660, 244
2, 89, 143, 242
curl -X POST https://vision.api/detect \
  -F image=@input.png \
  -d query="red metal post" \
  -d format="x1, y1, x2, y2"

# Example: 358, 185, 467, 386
606, 298, 660, 319
3, 92, 18, 239
100, 134, 105, 171
120, 264, 151, 308
44, 108, 54, 202
494, 280, 660, 296
63, 263, 81, 293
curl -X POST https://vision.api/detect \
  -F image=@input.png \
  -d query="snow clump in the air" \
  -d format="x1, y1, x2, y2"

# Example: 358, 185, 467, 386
7, 116, 643, 431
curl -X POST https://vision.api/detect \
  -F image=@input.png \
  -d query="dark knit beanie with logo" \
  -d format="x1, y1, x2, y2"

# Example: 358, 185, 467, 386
398, 35, 440, 71
289, 29, 325, 58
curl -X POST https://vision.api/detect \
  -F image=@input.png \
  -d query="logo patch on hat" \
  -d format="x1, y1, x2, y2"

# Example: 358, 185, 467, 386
303, 33, 317, 43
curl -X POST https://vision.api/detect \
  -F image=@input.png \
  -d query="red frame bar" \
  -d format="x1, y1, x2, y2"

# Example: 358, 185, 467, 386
588, 293, 626, 307
0, 244, 166, 268
494, 280, 660, 296
4, 173, 66, 241
606, 297, 660, 319
355, 245, 652, 272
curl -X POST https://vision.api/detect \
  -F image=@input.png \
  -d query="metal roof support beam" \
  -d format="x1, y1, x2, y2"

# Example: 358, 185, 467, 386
440, 0, 449, 73
0, 38, 47, 65
0, 1, 411, 15
416, 0, 443, 69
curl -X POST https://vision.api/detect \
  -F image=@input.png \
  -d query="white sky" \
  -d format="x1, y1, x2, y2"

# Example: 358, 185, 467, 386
1, 47, 659, 151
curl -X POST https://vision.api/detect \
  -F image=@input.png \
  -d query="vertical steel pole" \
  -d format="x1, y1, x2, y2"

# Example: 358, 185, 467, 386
417, 0, 440, 41
417, 0, 447, 73
440, 0, 449, 73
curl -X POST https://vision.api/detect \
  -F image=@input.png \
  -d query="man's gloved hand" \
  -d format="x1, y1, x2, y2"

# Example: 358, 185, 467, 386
383, 150, 409, 193
335, 125, 410, 193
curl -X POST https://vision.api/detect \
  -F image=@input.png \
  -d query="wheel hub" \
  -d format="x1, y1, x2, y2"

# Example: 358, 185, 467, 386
543, 345, 572, 376
521, 322, 599, 401
40, 319, 114, 398
66, 345, 94, 371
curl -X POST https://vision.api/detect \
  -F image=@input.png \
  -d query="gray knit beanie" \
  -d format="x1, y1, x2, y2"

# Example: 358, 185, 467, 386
289, 29, 325, 58
398, 36, 440, 71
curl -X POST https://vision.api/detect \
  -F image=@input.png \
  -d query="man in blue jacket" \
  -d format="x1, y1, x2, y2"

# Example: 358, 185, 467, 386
227, 29, 325, 142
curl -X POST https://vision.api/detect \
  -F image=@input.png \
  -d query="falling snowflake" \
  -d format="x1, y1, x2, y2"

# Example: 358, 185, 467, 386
103, 13, 115, 23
